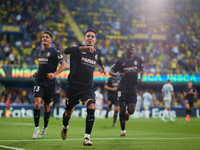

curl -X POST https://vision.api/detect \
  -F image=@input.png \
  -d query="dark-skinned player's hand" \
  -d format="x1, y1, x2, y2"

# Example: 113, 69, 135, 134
138, 78, 142, 84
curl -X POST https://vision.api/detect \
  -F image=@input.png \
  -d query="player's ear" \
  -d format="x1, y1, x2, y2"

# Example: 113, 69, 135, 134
94, 38, 97, 44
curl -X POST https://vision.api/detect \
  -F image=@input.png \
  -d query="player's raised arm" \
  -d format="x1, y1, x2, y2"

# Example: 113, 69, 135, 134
64, 44, 80, 54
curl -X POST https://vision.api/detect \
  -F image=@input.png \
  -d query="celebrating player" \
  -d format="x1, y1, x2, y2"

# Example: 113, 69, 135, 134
183, 81, 197, 121
32, 31, 67, 139
104, 76, 120, 126
61, 29, 106, 146
109, 41, 143, 136
161, 80, 175, 122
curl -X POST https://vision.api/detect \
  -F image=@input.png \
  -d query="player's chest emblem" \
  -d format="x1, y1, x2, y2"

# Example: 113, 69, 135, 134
134, 61, 137, 65
82, 52, 86, 54
95, 54, 98, 60
47, 52, 50, 57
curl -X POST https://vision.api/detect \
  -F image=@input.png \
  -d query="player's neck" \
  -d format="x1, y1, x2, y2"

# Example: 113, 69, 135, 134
125, 54, 134, 60
43, 44, 51, 50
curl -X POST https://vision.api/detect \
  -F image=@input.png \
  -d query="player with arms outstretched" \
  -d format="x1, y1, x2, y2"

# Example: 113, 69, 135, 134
61, 29, 106, 146
32, 31, 67, 139
109, 41, 143, 136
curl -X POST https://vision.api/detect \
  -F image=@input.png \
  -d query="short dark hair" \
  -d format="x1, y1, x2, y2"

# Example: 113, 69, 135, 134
85, 28, 98, 38
43, 30, 53, 39
167, 79, 171, 83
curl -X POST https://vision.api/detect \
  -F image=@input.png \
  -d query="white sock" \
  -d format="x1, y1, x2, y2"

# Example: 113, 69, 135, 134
63, 125, 69, 130
35, 126, 39, 130
121, 130, 126, 133
84, 133, 90, 139
145, 110, 149, 119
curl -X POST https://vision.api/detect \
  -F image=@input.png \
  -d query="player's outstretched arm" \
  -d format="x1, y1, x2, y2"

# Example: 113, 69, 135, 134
104, 85, 117, 91
100, 65, 106, 75
47, 60, 67, 80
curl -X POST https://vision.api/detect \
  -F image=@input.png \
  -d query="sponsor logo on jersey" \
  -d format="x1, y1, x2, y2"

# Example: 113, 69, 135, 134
134, 61, 137, 65
81, 57, 96, 67
122, 63, 125, 66
38, 58, 48, 64
124, 66, 137, 72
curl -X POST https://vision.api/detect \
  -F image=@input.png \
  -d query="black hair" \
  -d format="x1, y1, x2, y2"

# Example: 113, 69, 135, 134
85, 28, 98, 38
43, 30, 53, 39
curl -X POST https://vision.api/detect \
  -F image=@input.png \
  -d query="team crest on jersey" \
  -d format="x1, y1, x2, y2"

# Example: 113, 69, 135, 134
47, 52, 50, 57
95, 54, 98, 60
134, 61, 137, 65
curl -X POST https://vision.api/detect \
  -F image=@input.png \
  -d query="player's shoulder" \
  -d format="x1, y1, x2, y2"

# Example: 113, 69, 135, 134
95, 48, 101, 55
134, 55, 143, 61
49, 47, 60, 53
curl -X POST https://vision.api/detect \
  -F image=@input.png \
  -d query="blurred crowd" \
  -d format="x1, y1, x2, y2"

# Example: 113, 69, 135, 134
0, 0, 199, 74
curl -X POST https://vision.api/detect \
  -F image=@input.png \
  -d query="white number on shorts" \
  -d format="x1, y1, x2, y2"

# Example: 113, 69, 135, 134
34, 86, 40, 92
118, 91, 121, 97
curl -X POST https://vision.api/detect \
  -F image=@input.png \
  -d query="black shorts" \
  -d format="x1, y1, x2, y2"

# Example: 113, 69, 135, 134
33, 84, 55, 104
108, 96, 118, 106
65, 85, 95, 110
53, 94, 60, 104
185, 99, 194, 107
117, 87, 137, 104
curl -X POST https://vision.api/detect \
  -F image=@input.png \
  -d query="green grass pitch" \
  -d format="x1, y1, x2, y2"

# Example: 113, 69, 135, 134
0, 117, 200, 150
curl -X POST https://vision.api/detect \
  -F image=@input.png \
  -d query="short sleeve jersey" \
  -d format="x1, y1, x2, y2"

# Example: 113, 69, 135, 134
183, 86, 197, 100
35, 47, 64, 86
65, 43, 102, 89
105, 77, 120, 98
111, 55, 143, 91
143, 92, 152, 105
136, 95, 142, 105
162, 83, 174, 99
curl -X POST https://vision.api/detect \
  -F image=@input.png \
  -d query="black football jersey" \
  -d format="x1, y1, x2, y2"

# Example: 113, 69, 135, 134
35, 47, 64, 86
105, 77, 120, 97
183, 86, 197, 100
64, 43, 102, 89
111, 55, 143, 90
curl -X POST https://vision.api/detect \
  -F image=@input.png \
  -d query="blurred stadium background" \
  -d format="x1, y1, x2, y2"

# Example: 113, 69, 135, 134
0, 0, 200, 118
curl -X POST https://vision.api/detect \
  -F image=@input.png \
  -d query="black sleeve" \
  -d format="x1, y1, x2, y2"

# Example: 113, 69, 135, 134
97, 50, 103, 67
139, 58, 144, 71
111, 60, 122, 73
64, 44, 79, 54
56, 50, 64, 63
